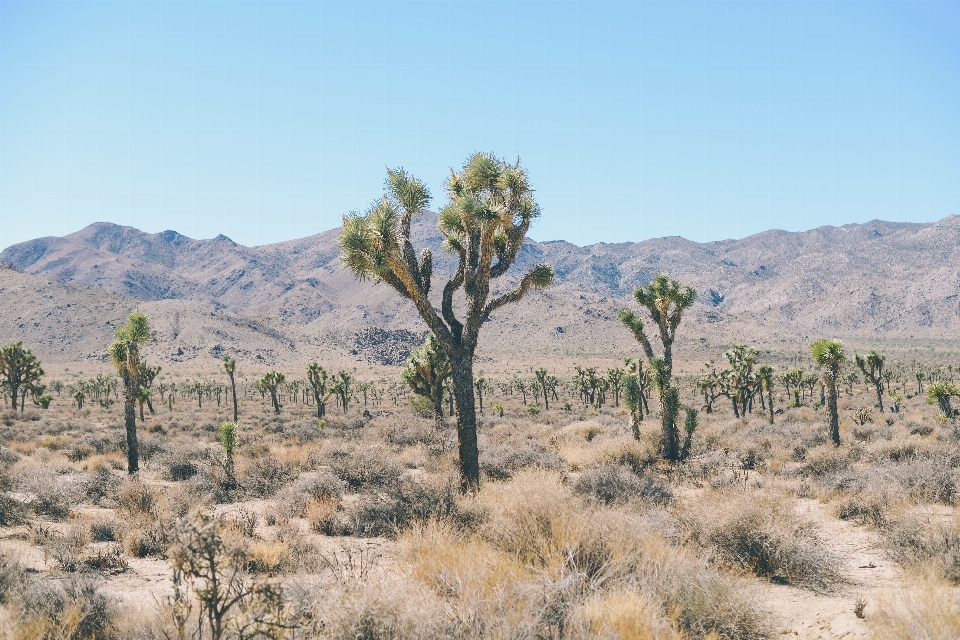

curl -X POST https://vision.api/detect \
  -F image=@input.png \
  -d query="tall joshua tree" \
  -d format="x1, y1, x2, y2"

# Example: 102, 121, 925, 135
811, 339, 845, 446
109, 310, 150, 474
307, 363, 330, 419
757, 365, 776, 424
402, 333, 452, 429
619, 274, 696, 461
855, 351, 886, 412
223, 357, 238, 422
339, 153, 553, 492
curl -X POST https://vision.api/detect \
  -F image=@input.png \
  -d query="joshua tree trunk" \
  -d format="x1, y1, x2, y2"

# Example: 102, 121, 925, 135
123, 370, 139, 474
826, 378, 840, 446
228, 373, 238, 423
659, 385, 680, 462
767, 389, 775, 424
451, 358, 480, 491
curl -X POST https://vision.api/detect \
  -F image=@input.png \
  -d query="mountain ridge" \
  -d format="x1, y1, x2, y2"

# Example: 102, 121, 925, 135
2, 215, 959, 369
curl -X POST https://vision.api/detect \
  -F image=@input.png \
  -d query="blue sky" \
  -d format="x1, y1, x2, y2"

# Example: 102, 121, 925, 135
1, 0, 958, 250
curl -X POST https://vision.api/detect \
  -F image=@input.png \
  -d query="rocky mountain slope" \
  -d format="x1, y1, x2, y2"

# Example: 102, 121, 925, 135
2, 214, 959, 369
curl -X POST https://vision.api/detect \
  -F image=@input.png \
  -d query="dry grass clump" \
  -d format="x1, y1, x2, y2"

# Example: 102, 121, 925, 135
401, 471, 770, 640
0, 550, 117, 639
684, 490, 843, 592
868, 580, 960, 639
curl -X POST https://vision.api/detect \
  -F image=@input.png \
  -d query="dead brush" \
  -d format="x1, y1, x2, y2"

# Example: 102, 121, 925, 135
685, 489, 843, 592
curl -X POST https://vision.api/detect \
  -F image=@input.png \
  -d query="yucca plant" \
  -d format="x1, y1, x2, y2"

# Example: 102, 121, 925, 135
401, 333, 451, 429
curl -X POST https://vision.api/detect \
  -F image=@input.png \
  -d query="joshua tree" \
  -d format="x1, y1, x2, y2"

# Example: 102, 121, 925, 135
223, 357, 238, 422
258, 371, 284, 414
927, 382, 960, 417
811, 339, 846, 446
0, 341, 43, 411
193, 382, 204, 409
108, 310, 151, 474
339, 154, 553, 491
757, 365, 776, 424
401, 333, 452, 429
619, 274, 696, 461
606, 368, 624, 407
474, 374, 488, 415
534, 368, 551, 410
331, 371, 353, 415
218, 421, 238, 489
135, 387, 151, 422
73, 390, 85, 409
307, 363, 330, 419
855, 351, 886, 411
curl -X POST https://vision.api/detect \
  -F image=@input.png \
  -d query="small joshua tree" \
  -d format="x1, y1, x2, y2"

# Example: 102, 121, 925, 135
109, 310, 150, 474
402, 333, 452, 429
927, 382, 960, 418
619, 274, 696, 461
811, 339, 846, 446
218, 421, 238, 489
0, 341, 43, 412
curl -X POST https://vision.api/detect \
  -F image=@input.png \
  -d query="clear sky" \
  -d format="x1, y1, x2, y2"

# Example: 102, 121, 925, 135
1, 0, 958, 250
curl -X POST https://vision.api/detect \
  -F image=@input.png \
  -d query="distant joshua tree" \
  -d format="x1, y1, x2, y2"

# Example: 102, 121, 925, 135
108, 309, 151, 474
811, 339, 846, 446
331, 371, 353, 415
619, 273, 696, 461
0, 341, 44, 412
339, 153, 553, 492
258, 371, 285, 414
927, 382, 960, 417
855, 350, 886, 411
223, 356, 238, 422
307, 363, 330, 418
402, 333, 452, 429
757, 365, 776, 424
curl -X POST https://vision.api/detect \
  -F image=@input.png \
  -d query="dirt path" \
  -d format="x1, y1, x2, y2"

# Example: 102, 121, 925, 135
751, 498, 902, 639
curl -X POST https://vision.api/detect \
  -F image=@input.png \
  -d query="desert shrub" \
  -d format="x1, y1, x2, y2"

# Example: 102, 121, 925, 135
911, 423, 935, 436
158, 447, 199, 481
242, 453, 299, 498
83, 543, 129, 573
479, 440, 561, 481
0, 551, 26, 605
888, 455, 958, 505
327, 447, 403, 491
869, 581, 960, 639
837, 489, 894, 527
686, 492, 843, 591
315, 575, 451, 640
115, 479, 160, 519
574, 464, 672, 505
84, 468, 120, 505
797, 447, 850, 478
66, 439, 95, 462
90, 519, 122, 542
0, 492, 27, 525
124, 520, 172, 558
19, 574, 116, 640
21, 471, 81, 520
275, 470, 348, 518
331, 475, 460, 538
884, 515, 960, 582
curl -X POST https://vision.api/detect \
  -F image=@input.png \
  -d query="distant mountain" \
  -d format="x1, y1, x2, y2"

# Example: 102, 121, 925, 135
3, 215, 960, 369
